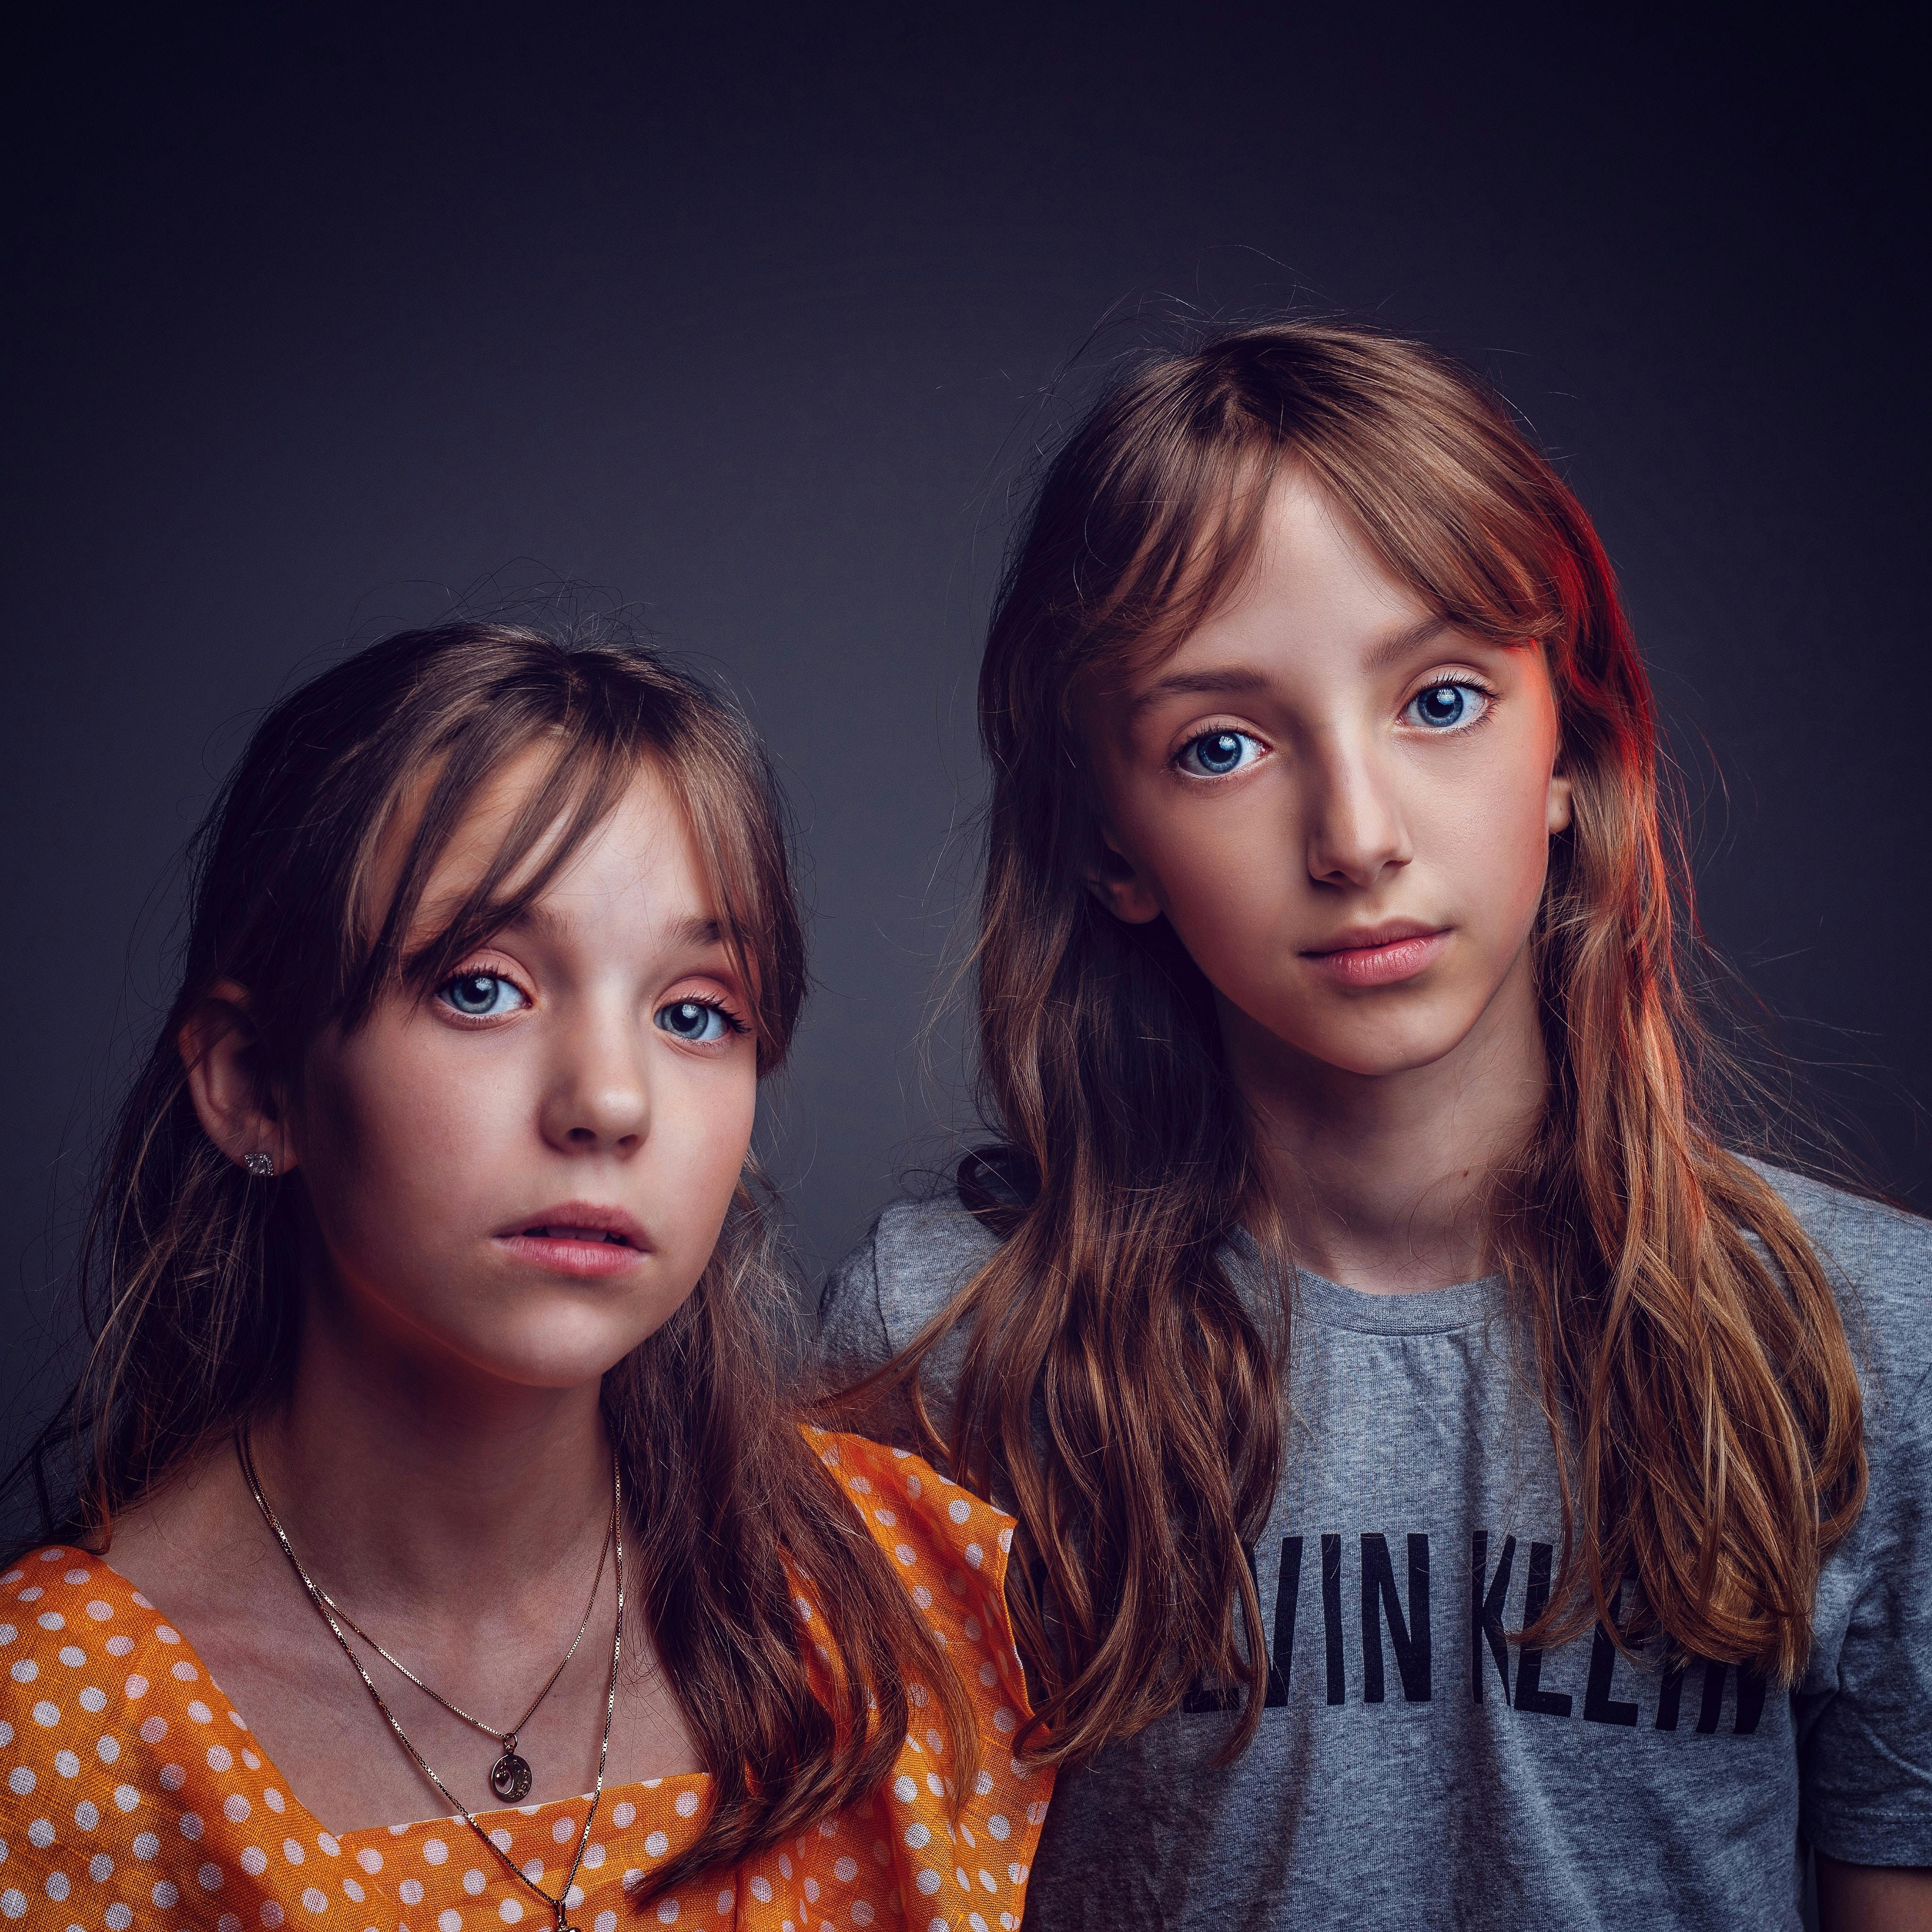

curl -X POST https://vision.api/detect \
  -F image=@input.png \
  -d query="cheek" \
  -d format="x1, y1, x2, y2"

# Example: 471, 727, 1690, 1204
298, 1028, 526, 1257
1431, 738, 1561, 941
1116, 779, 1294, 952
651, 1062, 758, 1242
1439, 774, 1546, 869
1112, 779, 1257, 906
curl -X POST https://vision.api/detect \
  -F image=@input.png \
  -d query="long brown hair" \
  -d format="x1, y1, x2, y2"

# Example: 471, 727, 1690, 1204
8, 620, 971, 1899
880, 322, 1867, 1765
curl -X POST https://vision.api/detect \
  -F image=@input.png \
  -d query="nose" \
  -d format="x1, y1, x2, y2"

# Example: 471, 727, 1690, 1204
1303, 733, 1413, 891
537, 995, 650, 1156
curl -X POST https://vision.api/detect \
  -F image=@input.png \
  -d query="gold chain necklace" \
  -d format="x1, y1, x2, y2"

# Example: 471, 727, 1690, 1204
238, 1430, 625, 1932
295, 1513, 610, 1801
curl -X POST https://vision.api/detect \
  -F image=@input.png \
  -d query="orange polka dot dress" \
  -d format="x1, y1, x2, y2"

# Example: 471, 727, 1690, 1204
0, 1431, 1051, 1931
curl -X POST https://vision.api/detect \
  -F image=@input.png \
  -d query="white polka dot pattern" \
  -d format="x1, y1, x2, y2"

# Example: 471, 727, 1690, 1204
0, 1441, 1050, 1930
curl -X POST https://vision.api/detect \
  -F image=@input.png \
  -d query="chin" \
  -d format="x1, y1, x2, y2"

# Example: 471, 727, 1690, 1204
1291, 1008, 1485, 1079
438, 1307, 681, 1391
450, 1338, 644, 1392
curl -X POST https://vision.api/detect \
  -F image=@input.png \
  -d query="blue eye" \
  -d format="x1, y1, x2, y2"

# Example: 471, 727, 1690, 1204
655, 999, 735, 1044
1405, 682, 1490, 731
1177, 730, 1262, 777
438, 971, 528, 1018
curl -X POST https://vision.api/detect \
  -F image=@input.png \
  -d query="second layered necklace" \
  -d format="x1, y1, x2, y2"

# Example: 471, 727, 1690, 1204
239, 1433, 624, 1932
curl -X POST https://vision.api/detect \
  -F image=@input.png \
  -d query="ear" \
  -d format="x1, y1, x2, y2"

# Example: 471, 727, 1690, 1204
1083, 829, 1165, 925
1546, 769, 1574, 837
178, 981, 300, 1177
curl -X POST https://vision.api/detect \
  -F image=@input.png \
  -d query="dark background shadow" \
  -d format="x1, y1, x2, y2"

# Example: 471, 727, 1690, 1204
5, 6, 1925, 1458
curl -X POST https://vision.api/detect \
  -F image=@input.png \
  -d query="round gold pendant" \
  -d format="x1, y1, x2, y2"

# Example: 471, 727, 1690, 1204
489, 1750, 533, 1802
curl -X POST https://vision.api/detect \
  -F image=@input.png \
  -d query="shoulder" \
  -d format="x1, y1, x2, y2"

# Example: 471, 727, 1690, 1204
801, 1427, 1018, 1619
819, 1191, 1004, 1364
1, 1546, 351, 1929
2, 1543, 135, 1715
773, 1432, 1050, 1927
1751, 1164, 1932, 1369
2, 1544, 192, 1815
870, 1195, 1004, 1331
1755, 1159, 1932, 1274
798, 1426, 1029, 1733
1749, 1164, 1932, 1490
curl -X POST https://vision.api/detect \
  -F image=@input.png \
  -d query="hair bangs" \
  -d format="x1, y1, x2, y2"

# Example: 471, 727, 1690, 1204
1058, 343, 1579, 733
341, 724, 637, 1021
318, 656, 799, 1069
1057, 400, 1283, 712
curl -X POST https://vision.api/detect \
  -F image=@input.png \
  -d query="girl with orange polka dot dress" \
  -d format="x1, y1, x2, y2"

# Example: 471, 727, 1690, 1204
0, 624, 1049, 1931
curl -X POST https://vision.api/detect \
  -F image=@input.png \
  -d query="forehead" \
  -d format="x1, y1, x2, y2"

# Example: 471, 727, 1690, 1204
1091, 476, 1439, 723
394, 741, 715, 938
1168, 478, 1428, 667
526, 768, 712, 928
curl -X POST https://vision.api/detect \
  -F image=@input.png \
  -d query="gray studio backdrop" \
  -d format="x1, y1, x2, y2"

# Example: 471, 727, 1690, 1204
5, 11, 1926, 1469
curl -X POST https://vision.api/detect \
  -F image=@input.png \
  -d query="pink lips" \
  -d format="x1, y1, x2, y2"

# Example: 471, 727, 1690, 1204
1300, 922, 1450, 988
495, 1201, 651, 1279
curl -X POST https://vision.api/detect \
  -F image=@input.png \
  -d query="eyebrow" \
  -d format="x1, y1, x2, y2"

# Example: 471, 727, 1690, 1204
496, 901, 574, 942
664, 914, 724, 951
497, 904, 724, 952
1126, 616, 1460, 719
1126, 665, 1274, 720
1361, 615, 1457, 674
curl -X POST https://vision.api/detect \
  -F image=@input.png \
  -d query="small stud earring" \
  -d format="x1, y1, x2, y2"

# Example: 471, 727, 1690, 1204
243, 1152, 276, 1178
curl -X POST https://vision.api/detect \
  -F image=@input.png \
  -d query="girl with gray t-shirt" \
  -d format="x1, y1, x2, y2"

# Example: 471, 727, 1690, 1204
820, 321, 1931, 1931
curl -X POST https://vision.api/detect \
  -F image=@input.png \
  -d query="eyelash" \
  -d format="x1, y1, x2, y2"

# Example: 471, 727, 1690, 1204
433, 966, 751, 1037
1172, 725, 1270, 779
1170, 673, 1500, 771
434, 961, 532, 1022
665, 995, 750, 1037
1402, 674, 1498, 733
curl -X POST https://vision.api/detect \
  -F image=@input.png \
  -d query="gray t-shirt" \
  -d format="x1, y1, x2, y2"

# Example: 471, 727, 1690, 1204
818, 1166, 1932, 1931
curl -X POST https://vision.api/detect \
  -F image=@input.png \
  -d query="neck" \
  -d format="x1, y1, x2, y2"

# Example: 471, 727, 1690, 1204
1225, 948, 1548, 1295
248, 1266, 614, 1619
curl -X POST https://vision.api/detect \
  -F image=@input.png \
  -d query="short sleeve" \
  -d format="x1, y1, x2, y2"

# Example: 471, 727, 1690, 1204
816, 1201, 1004, 1455
0, 1547, 278, 1930
818, 1221, 894, 1373
1799, 1362, 1932, 1864
785, 1428, 1053, 1930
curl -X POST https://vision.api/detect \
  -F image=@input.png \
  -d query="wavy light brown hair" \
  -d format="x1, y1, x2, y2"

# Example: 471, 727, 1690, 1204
879, 321, 1867, 1766
8, 621, 971, 1900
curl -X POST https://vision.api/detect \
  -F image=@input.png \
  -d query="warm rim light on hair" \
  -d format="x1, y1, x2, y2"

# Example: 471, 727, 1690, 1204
840, 321, 1867, 1768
